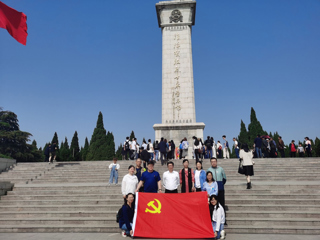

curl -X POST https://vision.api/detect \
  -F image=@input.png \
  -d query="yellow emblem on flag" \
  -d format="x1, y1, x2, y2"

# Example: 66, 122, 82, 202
145, 198, 162, 214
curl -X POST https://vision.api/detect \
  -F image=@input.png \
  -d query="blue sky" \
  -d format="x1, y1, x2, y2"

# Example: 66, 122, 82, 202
1, 0, 319, 150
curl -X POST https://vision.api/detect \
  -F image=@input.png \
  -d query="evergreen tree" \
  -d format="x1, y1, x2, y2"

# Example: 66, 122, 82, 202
115, 144, 123, 160
60, 137, 71, 161
238, 120, 249, 145
70, 131, 80, 161
247, 108, 266, 146
129, 131, 135, 140
106, 131, 116, 160
0, 109, 42, 162
87, 112, 108, 160
314, 137, 320, 157
81, 137, 89, 161
51, 132, 59, 146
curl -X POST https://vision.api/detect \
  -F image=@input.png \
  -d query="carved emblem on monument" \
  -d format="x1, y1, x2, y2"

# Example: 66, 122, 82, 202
170, 9, 183, 23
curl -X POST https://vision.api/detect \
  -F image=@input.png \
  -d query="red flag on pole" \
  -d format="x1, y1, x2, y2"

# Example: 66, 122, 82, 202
0, 1, 27, 45
132, 192, 214, 239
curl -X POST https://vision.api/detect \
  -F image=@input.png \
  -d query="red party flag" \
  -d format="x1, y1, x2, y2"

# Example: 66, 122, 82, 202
0, 1, 27, 45
132, 192, 214, 239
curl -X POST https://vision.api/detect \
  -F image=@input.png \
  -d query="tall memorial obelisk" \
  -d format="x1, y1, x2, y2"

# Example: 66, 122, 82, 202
153, 0, 205, 157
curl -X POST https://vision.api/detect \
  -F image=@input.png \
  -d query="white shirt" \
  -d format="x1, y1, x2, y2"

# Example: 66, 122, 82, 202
108, 163, 120, 170
212, 204, 225, 231
239, 149, 254, 166
121, 174, 138, 196
142, 143, 148, 150
194, 142, 202, 150
234, 140, 239, 149
148, 143, 154, 153
217, 142, 222, 149
163, 170, 180, 190
130, 141, 136, 150
195, 170, 201, 188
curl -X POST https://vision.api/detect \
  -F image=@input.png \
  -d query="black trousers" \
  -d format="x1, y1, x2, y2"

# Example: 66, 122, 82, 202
279, 149, 285, 158
306, 149, 312, 157
195, 150, 200, 162
299, 152, 304, 157
196, 188, 202, 192
290, 152, 296, 157
165, 189, 178, 193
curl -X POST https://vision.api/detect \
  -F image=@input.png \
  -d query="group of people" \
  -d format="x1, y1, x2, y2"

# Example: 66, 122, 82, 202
117, 157, 227, 239
44, 142, 57, 163
122, 137, 178, 165
251, 135, 313, 158
192, 135, 231, 161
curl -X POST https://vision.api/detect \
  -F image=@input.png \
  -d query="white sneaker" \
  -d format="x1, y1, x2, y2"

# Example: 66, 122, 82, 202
220, 230, 225, 239
121, 231, 126, 237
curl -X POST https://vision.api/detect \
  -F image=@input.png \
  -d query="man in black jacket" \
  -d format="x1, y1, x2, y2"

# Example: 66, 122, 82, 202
158, 138, 167, 166
139, 147, 150, 169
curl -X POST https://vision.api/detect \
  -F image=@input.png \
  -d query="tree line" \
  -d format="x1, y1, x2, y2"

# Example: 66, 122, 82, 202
230, 107, 320, 158
1, 107, 320, 162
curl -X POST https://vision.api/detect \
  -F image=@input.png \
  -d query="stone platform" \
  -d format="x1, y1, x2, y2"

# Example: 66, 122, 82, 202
0, 158, 319, 236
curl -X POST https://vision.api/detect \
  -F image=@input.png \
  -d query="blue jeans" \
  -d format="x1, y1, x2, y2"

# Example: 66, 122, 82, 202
255, 147, 262, 158
150, 152, 154, 161
235, 148, 239, 158
212, 222, 224, 239
109, 166, 118, 184
155, 150, 159, 161
121, 223, 132, 235
207, 149, 213, 159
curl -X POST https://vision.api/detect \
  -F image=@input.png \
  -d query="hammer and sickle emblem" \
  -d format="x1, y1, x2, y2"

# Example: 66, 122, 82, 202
145, 199, 162, 214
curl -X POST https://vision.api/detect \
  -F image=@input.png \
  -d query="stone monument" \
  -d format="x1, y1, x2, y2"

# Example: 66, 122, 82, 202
153, 0, 205, 157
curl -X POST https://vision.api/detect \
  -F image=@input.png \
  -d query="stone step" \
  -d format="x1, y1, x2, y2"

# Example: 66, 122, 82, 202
227, 217, 320, 227
0, 218, 117, 225
0, 211, 118, 218
0, 199, 121, 205
0, 225, 119, 233
8, 188, 320, 196
3, 193, 320, 201
0, 205, 120, 211
225, 199, 320, 205
1, 198, 318, 206
227, 211, 320, 218
225, 225, 320, 234
227, 204, 320, 211
1, 194, 123, 200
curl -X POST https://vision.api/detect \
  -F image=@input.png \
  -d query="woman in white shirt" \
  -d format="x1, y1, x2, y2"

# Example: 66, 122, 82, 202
121, 165, 138, 200
194, 161, 206, 192
239, 143, 254, 189
209, 195, 225, 239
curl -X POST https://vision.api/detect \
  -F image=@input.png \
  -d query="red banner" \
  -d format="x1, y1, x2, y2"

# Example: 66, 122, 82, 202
0, 1, 28, 45
132, 192, 214, 239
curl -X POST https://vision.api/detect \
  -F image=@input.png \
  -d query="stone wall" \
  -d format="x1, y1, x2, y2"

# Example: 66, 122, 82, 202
0, 158, 16, 173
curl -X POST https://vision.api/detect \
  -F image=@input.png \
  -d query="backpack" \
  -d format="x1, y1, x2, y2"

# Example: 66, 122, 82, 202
125, 141, 130, 151
194, 139, 199, 146
206, 140, 211, 148
154, 142, 159, 149
237, 141, 241, 149
147, 143, 150, 151
116, 206, 123, 223
179, 143, 183, 150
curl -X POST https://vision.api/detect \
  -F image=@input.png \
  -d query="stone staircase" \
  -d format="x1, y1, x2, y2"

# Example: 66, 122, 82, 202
0, 158, 319, 234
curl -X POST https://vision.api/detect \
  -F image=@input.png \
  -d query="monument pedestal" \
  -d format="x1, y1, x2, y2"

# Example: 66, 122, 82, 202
153, 122, 205, 159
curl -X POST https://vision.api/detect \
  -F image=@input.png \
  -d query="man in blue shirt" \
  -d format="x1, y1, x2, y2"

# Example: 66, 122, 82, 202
135, 161, 162, 193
